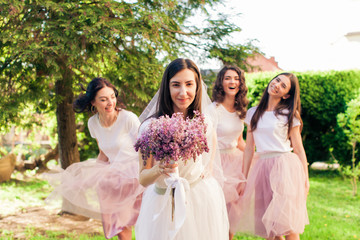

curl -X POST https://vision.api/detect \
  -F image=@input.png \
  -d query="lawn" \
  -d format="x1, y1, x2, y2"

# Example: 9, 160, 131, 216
0, 170, 359, 240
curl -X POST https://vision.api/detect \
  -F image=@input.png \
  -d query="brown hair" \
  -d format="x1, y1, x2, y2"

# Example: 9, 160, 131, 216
212, 65, 248, 119
250, 72, 302, 137
155, 58, 202, 118
73, 77, 123, 113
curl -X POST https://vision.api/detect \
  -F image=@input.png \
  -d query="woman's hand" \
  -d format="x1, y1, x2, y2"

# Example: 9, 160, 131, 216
237, 182, 247, 196
158, 161, 178, 176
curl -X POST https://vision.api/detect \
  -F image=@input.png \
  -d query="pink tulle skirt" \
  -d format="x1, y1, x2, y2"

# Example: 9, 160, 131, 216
232, 152, 309, 238
45, 159, 144, 239
220, 148, 246, 233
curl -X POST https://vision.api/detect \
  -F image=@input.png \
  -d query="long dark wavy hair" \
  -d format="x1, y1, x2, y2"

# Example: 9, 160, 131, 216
250, 72, 302, 137
155, 58, 202, 119
73, 77, 123, 113
212, 65, 248, 119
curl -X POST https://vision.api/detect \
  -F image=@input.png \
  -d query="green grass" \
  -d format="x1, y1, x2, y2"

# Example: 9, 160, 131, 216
1, 170, 360, 239
0, 174, 52, 216
0, 171, 133, 239
0, 227, 121, 240
300, 170, 360, 240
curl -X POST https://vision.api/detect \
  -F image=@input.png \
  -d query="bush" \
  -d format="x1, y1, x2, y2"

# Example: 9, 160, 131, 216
336, 94, 360, 196
245, 70, 360, 165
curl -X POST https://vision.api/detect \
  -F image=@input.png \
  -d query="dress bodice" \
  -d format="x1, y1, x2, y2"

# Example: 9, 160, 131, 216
154, 156, 204, 188
212, 103, 244, 150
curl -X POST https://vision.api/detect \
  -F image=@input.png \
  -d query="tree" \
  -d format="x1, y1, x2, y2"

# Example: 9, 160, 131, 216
208, 42, 260, 71
0, 0, 257, 168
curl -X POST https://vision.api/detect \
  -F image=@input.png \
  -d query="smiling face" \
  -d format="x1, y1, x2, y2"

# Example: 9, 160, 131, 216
169, 69, 197, 115
91, 86, 117, 116
268, 74, 291, 99
222, 70, 240, 97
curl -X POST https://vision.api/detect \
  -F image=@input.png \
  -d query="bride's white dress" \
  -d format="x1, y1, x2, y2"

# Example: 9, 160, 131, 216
135, 118, 229, 240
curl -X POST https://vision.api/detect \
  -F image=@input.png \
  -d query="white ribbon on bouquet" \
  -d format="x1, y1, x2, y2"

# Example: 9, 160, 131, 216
153, 167, 190, 240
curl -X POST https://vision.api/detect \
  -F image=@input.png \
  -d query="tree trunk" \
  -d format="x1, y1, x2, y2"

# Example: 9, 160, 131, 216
55, 59, 80, 169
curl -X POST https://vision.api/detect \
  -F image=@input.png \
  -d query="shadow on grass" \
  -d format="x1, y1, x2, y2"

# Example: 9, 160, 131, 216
309, 168, 341, 178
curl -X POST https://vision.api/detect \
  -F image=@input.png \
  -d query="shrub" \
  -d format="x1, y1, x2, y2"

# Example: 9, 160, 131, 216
245, 70, 360, 165
336, 94, 360, 196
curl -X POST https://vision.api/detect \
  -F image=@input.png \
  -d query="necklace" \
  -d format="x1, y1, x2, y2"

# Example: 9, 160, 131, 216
98, 110, 118, 128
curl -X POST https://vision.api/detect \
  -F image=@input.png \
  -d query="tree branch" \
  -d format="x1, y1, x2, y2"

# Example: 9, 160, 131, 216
161, 24, 201, 36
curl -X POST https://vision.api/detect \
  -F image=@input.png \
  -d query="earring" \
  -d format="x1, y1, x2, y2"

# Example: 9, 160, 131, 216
91, 105, 96, 113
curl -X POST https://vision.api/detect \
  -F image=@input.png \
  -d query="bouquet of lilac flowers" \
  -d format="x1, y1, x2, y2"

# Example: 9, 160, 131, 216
134, 111, 209, 166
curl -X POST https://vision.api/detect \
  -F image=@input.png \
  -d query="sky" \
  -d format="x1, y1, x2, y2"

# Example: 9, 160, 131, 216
199, 0, 360, 72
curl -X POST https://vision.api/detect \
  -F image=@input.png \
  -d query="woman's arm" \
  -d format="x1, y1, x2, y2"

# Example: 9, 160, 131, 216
290, 126, 310, 195
96, 139, 108, 162
139, 155, 160, 187
238, 127, 255, 195
237, 135, 246, 151
138, 154, 177, 187
97, 150, 109, 162
243, 127, 255, 178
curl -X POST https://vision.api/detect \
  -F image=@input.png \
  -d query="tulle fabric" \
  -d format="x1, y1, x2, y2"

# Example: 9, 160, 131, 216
232, 152, 309, 238
45, 158, 144, 239
139, 82, 225, 187
135, 176, 229, 240
200, 114, 225, 187
220, 148, 246, 233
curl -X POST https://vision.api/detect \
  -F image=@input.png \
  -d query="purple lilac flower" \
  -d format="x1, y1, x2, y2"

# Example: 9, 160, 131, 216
134, 111, 209, 166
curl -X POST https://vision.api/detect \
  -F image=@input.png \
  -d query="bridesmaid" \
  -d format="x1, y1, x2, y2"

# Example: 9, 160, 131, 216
236, 73, 309, 240
47, 77, 144, 240
209, 65, 249, 240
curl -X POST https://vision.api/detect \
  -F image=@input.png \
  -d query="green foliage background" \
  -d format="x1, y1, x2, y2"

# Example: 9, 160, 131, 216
245, 70, 360, 166
0, 0, 258, 164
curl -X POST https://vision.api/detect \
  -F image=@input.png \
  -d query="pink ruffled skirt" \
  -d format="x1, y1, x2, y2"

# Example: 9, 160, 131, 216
233, 152, 309, 238
220, 148, 246, 233
45, 159, 144, 239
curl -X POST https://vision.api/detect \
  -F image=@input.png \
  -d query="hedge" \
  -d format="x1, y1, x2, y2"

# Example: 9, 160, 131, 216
245, 70, 360, 165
